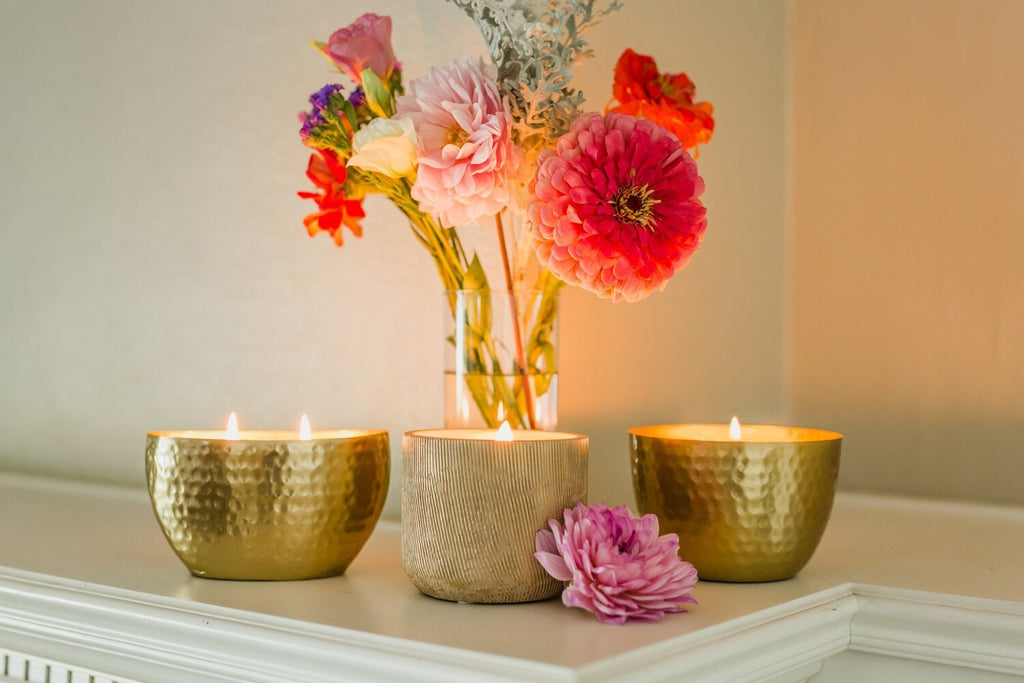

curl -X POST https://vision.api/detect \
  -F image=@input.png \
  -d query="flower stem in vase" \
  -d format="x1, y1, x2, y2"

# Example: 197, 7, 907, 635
495, 211, 537, 430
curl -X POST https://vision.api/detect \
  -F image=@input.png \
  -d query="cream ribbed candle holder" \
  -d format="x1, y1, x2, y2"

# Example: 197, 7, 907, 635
402, 428, 588, 604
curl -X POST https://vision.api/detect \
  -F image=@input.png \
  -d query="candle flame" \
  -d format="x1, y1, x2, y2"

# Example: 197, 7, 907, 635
495, 420, 513, 442
299, 414, 312, 440
496, 402, 505, 422
226, 412, 240, 440
729, 416, 742, 441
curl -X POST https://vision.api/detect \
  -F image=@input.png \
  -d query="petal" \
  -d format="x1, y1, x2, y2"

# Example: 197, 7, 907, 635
534, 551, 573, 582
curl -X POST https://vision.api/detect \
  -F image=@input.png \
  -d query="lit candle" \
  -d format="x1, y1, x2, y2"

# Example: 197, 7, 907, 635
226, 411, 240, 439
168, 412, 334, 443
629, 418, 842, 582
402, 422, 588, 604
146, 414, 390, 581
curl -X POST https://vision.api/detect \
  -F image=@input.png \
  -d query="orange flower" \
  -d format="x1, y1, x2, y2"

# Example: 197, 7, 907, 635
297, 149, 366, 246
607, 48, 714, 152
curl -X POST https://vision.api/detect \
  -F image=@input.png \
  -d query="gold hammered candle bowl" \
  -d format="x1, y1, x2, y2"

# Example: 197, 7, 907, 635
402, 428, 588, 604
630, 424, 842, 582
146, 429, 389, 580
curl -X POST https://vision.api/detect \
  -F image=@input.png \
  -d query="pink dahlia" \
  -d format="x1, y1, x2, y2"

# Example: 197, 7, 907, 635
527, 112, 707, 302
396, 57, 523, 227
535, 503, 698, 625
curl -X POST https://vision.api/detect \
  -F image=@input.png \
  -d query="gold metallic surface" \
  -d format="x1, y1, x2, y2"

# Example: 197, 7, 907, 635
630, 425, 842, 582
146, 430, 389, 580
402, 430, 588, 603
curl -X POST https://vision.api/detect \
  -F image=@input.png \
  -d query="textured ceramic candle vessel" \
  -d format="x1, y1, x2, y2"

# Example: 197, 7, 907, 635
146, 429, 389, 580
630, 424, 842, 582
402, 428, 588, 603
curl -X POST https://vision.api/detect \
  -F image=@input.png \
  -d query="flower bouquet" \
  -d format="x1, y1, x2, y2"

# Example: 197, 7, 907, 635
298, 2, 713, 430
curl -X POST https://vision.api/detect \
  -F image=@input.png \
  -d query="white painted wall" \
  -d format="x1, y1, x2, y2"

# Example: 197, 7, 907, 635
0, 1, 789, 516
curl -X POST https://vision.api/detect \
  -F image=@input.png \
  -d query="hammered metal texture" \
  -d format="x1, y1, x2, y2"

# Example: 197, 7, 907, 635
146, 431, 389, 580
631, 429, 841, 582
402, 431, 588, 603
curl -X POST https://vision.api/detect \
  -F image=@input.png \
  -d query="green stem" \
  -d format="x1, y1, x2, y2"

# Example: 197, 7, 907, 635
383, 183, 562, 429
494, 212, 537, 429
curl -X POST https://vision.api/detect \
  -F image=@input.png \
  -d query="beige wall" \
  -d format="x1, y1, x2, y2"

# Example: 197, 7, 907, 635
7, 0, 1016, 513
564, 1, 790, 507
0, 1, 789, 517
790, 0, 1024, 503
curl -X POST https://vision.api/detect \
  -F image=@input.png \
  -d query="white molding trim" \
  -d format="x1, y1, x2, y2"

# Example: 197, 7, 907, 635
2, 568, 1023, 682
849, 584, 1024, 677
0, 568, 569, 683
579, 585, 856, 683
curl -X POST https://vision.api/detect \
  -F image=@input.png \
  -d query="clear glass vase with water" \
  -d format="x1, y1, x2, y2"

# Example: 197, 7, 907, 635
444, 286, 559, 430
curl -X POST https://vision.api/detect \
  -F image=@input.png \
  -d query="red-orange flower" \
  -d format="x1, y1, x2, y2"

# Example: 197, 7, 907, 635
297, 149, 366, 246
607, 48, 714, 152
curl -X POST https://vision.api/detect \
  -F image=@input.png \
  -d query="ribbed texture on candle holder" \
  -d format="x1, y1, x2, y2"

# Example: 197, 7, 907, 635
402, 431, 588, 603
630, 429, 840, 582
146, 431, 389, 580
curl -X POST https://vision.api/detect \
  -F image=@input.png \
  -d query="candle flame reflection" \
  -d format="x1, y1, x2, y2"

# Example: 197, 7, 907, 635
226, 412, 240, 440
729, 416, 742, 441
495, 420, 513, 442
300, 414, 312, 440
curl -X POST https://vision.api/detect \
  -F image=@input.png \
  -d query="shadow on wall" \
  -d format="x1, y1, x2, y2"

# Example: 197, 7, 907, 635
795, 407, 1024, 506
566, 417, 640, 511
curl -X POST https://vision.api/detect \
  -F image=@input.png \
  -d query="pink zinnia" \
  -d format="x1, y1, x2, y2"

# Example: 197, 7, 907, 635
527, 112, 707, 302
396, 57, 522, 227
535, 503, 698, 625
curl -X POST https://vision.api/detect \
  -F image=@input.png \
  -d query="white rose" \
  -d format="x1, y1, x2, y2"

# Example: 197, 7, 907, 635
347, 117, 418, 179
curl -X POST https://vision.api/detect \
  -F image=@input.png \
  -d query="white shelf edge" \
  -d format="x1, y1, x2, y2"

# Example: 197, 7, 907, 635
578, 584, 856, 683
2, 567, 1023, 683
0, 567, 571, 683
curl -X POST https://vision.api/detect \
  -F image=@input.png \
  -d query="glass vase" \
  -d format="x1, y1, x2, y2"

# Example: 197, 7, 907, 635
444, 287, 559, 430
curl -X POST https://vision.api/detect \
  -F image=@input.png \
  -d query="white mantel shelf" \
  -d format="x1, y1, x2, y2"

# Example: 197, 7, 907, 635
0, 473, 1022, 682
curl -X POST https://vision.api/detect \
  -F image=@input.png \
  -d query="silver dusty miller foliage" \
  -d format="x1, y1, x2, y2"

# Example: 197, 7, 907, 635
448, 0, 622, 159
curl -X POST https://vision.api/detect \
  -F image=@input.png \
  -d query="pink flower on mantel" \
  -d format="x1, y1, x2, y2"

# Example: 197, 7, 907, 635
527, 112, 707, 302
535, 503, 698, 625
396, 57, 523, 227
322, 13, 397, 84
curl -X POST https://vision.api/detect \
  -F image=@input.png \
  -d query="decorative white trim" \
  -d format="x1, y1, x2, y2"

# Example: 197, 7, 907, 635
579, 585, 856, 683
849, 584, 1024, 677
0, 568, 571, 683
1, 648, 126, 683
2, 567, 1023, 683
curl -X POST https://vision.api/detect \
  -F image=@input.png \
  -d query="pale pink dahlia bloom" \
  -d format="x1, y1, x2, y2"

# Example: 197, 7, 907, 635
396, 57, 523, 227
527, 112, 707, 302
535, 503, 698, 625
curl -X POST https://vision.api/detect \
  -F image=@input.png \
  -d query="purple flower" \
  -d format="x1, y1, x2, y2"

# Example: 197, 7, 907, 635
299, 111, 320, 140
348, 86, 366, 108
310, 83, 345, 111
299, 84, 345, 140
535, 503, 698, 624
